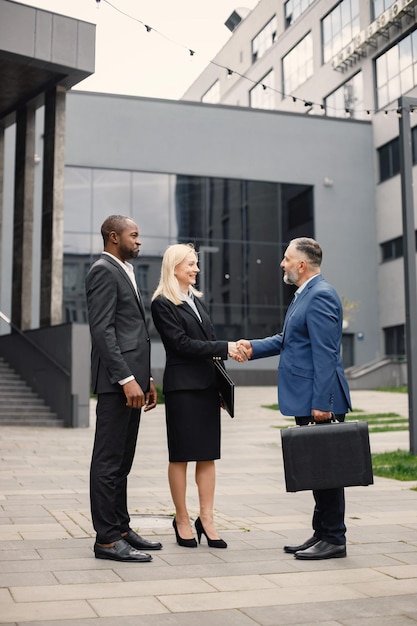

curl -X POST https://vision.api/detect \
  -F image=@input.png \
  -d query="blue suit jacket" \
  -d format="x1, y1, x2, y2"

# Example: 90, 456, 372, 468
251, 275, 351, 417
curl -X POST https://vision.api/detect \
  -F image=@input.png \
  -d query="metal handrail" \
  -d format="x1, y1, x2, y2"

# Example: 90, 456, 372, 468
0, 311, 71, 377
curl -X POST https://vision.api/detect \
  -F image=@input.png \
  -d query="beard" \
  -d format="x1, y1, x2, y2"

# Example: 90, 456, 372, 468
283, 268, 299, 285
120, 245, 139, 260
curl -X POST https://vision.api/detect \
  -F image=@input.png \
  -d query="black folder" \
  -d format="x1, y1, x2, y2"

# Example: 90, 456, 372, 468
214, 361, 235, 418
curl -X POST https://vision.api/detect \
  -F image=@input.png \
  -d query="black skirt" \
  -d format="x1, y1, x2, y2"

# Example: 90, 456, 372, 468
164, 386, 221, 462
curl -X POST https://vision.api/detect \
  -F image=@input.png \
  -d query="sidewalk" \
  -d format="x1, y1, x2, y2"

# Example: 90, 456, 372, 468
0, 388, 416, 625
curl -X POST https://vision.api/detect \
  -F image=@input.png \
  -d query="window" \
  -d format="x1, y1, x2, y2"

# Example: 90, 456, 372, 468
322, 0, 360, 65
380, 231, 417, 263
378, 127, 417, 182
325, 72, 364, 119
252, 16, 277, 63
284, 0, 316, 28
381, 236, 403, 262
202, 81, 220, 104
378, 138, 400, 182
282, 33, 313, 95
376, 32, 417, 110
63, 168, 313, 337
384, 324, 405, 356
373, 0, 396, 19
249, 70, 275, 109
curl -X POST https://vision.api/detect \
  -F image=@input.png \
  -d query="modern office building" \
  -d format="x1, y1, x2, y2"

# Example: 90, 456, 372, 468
58, 88, 377, 385
183, 0, 417, 370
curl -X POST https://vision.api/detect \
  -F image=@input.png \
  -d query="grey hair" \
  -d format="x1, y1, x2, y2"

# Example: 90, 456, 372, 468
290, 237, 322, 268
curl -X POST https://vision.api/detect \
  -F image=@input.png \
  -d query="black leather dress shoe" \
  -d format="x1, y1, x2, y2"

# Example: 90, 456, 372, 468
283, 536, 319, 554
94, 538, 152, 562
124, 529, 163, 551
294, 540, 346, 560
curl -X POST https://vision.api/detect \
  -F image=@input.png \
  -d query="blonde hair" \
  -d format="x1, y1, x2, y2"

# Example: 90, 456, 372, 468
152, 243, 203, 305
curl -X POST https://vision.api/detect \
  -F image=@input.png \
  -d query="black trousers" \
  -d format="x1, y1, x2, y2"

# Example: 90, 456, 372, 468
90, 393, 141, 544
295, 414, 346, 546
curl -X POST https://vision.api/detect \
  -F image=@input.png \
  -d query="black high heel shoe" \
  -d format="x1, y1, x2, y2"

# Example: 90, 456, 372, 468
172, 518, 197, 548
195, 517, 227, 549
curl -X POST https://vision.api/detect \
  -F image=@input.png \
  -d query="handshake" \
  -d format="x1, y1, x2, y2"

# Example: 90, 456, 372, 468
227, 340, 252, 362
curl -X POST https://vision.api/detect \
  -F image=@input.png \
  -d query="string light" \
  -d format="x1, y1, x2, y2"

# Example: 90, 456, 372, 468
95, 0, 413, 120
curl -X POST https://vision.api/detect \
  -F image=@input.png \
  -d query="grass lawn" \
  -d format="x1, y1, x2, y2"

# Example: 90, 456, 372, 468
264, 404, 409, 434
372, 449, 417, 484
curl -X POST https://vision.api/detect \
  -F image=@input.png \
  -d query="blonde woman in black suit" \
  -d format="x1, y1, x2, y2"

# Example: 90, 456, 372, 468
151, 243, 239, 548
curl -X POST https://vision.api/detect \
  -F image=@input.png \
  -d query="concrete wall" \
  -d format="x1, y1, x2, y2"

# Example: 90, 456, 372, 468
0, 323, 90, 426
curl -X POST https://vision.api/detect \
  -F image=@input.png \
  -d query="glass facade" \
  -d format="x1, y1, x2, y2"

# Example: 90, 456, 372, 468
63, 168, 314, 340
250, 70, 275, 109
322, 0, 360, 65
373, 0, 396, 19
325, 72, 364, 119
252, 16, 277, 63
376, 31, 417, 109
282, 33, 313, 95
284, 0, 316, 28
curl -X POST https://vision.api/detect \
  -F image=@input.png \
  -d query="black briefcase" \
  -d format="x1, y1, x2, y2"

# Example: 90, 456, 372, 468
281, 421, 373, 492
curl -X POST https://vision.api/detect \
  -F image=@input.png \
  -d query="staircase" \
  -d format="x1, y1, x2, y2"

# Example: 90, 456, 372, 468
0, 356, 62, 426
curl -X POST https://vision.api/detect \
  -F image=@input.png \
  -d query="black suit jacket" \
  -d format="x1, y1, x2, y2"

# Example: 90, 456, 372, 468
86, 254, 151, 394
151, 295, 228, 393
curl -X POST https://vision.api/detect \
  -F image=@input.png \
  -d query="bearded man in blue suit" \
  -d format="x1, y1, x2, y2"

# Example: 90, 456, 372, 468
237, 237, 351, 560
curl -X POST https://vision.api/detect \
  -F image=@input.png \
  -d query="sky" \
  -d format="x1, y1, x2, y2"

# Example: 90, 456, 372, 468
15, 0, 259, 100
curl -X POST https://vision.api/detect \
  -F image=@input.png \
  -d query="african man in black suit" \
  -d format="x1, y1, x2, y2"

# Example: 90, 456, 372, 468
86, 214, 162, 562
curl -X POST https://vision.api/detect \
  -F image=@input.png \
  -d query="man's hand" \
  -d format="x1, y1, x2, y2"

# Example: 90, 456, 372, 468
144, 379, 158, 412
312, 409, 332, 423
235, 339, 253, 362
123, 379, 146, 409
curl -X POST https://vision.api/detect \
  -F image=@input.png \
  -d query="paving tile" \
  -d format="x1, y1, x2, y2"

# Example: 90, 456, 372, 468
263, 567, 389, 587
374, 563, 417, 578
53, 569, 124, 584
0, 572, 57, 587
348, 577, 417, 597
201, 574, 277, 592
0, 600, 96, 623
88, 596, 168, 617
158, 584, 367, 613
10, 578, 216, 602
